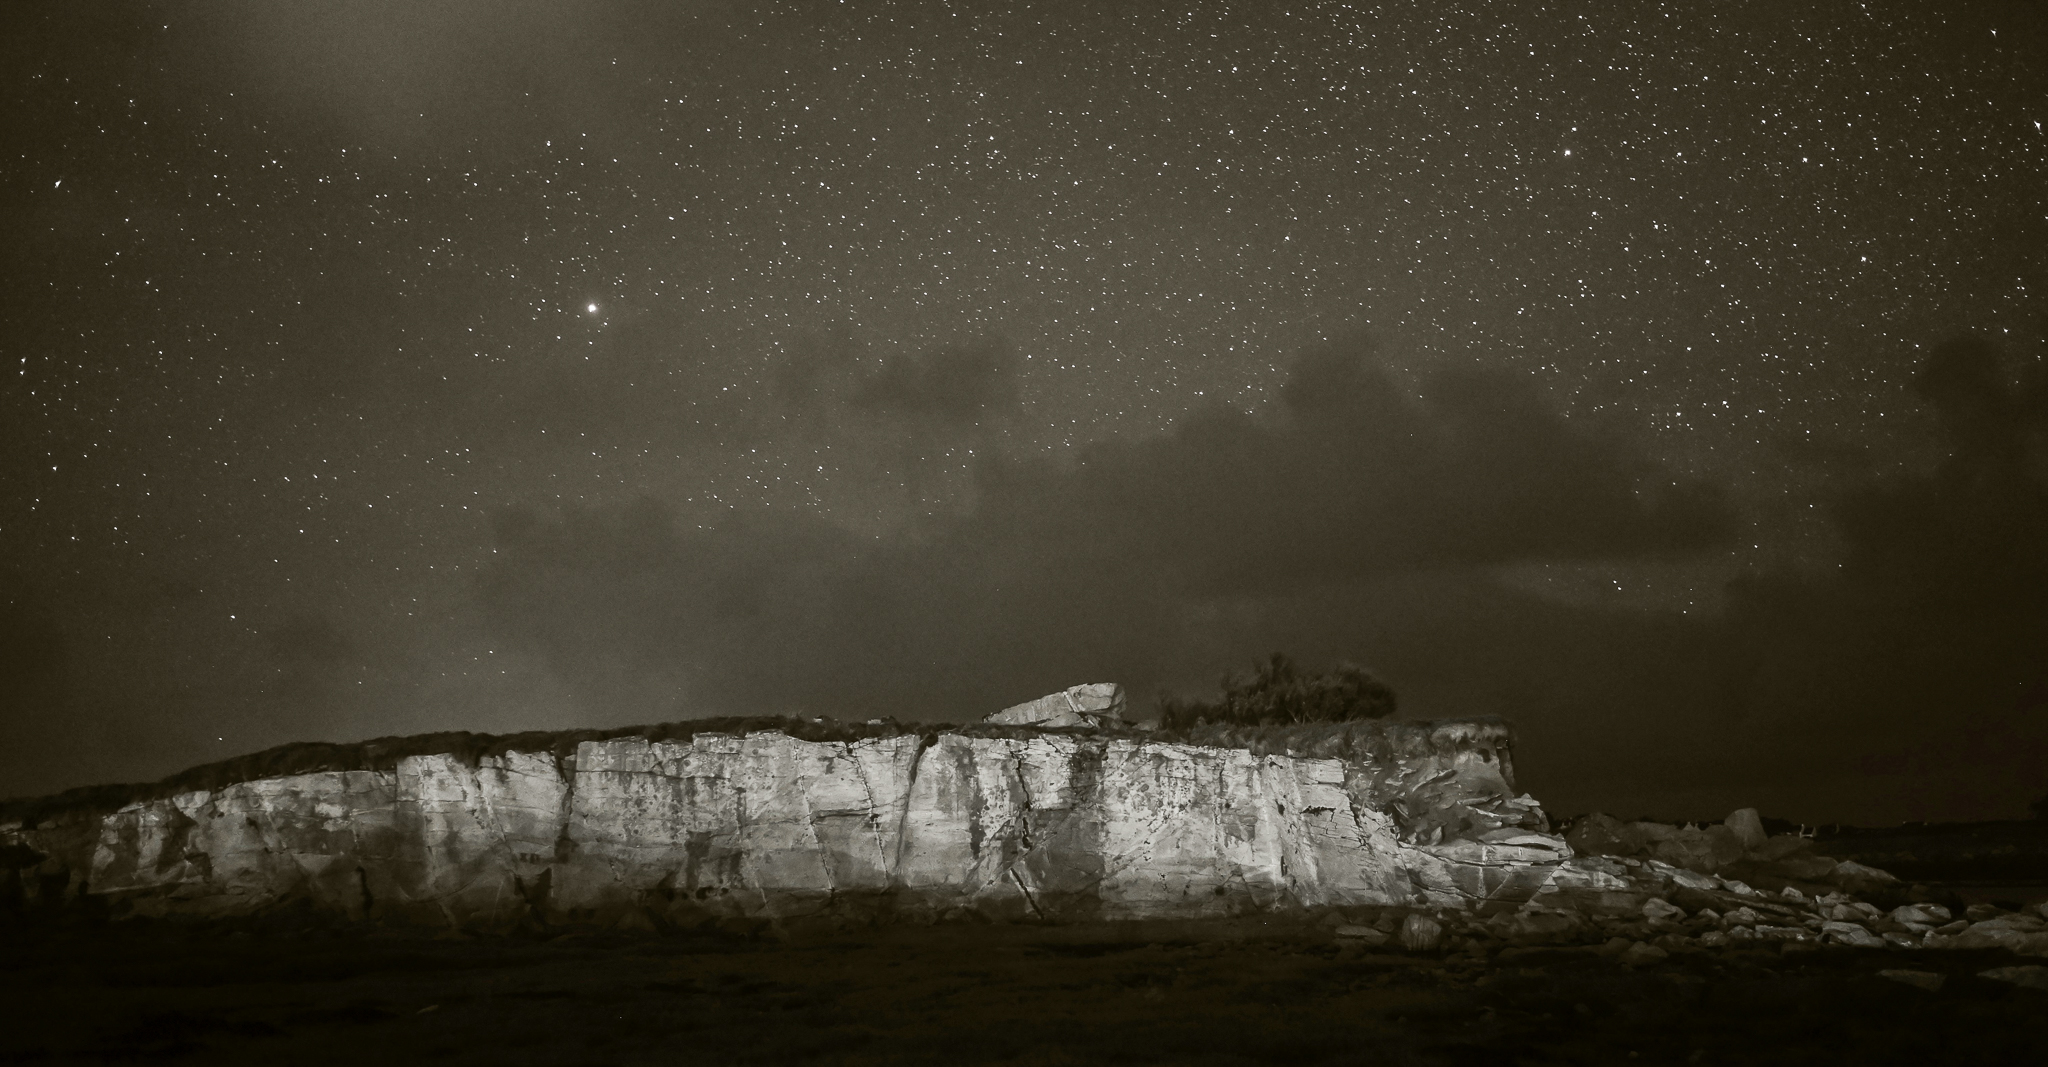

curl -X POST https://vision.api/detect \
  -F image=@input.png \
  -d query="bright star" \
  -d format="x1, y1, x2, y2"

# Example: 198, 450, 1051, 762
587, 303, 598, 313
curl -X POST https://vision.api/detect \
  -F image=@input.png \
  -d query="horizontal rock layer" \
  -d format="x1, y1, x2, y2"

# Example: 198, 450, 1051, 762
2, 718, 1568, 929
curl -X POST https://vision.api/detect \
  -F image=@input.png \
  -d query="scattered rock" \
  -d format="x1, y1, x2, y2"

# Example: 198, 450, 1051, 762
1642, 898, 1686, 922
1821, 921, 1886, 948
1891, 904, 1949, 925
1334, 925, 1389, 945
1978, 966, 2048, 992
1936, 919, 1970, 935
1966, 903, 2008, 922
1878, 969, 1945, 992
1941, 926, 2033, 953
1401, 914, 1445, 952
1755, 924, 1813, 941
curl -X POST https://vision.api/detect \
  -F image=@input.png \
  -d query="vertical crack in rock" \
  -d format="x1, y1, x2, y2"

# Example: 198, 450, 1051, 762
1011, 744, 1037, 849
887, 732, 933, 883
1008, 867, 1045, 920
800, 789, 840, 900
843, 742, 889, 874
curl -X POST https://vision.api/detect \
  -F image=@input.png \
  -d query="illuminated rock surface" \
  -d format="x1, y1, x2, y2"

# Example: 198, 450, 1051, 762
1, 697, 1574, 929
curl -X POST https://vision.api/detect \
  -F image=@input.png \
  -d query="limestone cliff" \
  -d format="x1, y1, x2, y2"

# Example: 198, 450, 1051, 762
0, 699, 1567, 930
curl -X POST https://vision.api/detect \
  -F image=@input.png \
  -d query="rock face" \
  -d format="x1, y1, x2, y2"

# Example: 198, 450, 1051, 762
0, 699, 1570, 931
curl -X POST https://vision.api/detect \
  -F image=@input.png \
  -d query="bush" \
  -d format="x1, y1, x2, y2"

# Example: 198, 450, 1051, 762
1157, 653, 1397, 730
2032, 793, 2048, 822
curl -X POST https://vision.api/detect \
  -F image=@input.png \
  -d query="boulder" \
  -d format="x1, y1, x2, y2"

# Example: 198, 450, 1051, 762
1821, 921, 1885, 948
1401, 914, 1445, 951
1942, 925, 2038, 953
1654, 824, 1746, 873
1829, 859, 1900, 894
1724, 808, 1768, 851
1564, 813, 1640, 858
984, 682, 1127, 728
1891, 904, 1949, 926
1642, 898, 1686, 922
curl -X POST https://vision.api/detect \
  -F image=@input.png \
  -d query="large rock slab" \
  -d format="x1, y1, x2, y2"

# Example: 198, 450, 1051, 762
1, 713, 1565, 931
983, 683, 1127, 729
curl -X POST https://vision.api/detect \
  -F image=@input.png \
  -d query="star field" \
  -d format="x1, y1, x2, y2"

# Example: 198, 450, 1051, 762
3, 2, 2043, 818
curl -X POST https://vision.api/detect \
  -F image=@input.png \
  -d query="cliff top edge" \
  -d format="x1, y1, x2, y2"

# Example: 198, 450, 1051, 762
1, 714, 1515, 827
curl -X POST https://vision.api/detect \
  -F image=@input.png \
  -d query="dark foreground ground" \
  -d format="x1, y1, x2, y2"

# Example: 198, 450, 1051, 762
4, 902, 2046, 1067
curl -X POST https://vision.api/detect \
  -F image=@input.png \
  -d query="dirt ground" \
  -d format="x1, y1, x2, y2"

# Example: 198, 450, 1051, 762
4, 909, 2046, 1067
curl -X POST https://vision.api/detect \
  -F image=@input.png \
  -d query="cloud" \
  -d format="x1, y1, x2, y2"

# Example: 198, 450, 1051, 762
174, 2, 668, 154
966, 337, 1732, 597
470, 337, 1737, 726
774, 331, 1022, 426
461, 332, 2048, 822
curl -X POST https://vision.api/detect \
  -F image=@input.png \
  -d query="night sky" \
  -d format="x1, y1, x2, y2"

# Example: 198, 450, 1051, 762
5, 2, 2044, 824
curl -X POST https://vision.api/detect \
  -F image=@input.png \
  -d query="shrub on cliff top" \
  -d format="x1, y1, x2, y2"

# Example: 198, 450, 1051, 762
1157, 653, 1396, 730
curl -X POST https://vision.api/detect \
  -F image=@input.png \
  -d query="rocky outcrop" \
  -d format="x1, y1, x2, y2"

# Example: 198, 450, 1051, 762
1564, 809, 1904, 897
0, 698, 1570, 931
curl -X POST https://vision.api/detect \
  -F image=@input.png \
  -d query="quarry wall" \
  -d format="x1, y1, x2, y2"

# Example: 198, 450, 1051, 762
0, 694, 1570, 930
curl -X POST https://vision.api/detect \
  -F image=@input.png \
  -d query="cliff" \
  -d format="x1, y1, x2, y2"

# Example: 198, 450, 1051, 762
0, 688, 1569, 930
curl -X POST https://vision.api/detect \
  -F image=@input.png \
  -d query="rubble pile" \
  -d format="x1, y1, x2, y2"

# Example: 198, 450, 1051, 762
1325, 807, 2048, 962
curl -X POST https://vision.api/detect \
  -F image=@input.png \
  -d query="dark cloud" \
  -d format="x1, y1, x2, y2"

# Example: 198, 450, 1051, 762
1689, 333, 2048, 814
461, 334, 2048, 823
969, 337, 1732, 598
470, 338, 1737, 727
